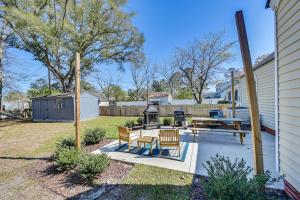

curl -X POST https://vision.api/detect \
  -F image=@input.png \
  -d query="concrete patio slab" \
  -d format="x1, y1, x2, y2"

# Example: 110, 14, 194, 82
93, 129, 283, 189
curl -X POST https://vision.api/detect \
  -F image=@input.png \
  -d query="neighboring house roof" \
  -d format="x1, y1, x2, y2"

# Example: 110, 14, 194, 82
265, 0, 271, 8
240, 52, 274, 78
149, 92, 170, 98
216, 80, 240, 93
265, 0, 280, 10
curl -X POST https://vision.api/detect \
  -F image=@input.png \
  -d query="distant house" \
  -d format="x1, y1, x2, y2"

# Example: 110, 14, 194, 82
32, 92, 99, 121
149, 92, 172, 105
2, 98, 31, 111
216, 80, 241, 105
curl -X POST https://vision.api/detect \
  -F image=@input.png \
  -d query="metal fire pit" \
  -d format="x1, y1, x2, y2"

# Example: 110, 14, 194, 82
143, 104, 160, 129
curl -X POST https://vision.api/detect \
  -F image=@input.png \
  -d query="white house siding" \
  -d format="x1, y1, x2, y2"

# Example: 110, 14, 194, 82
276, 0, 300, 191
240, 58, 275, 131
239, 77, 248, 107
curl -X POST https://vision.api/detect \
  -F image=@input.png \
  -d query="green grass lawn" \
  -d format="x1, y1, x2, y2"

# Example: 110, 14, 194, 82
33, 116, 139, 155
121, 164, 193, 200
0, 116, 194, 200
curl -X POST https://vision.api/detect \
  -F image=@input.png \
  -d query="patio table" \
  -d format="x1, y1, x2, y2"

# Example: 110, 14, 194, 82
191, 117, 246, 144
191, 117, 244, 130
137, 136, 158, 155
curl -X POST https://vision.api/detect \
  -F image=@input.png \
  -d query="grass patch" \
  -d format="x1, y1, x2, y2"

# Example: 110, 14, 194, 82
121, 164, 193, 200
0, 116, 194, 199
21, 116, 138, 156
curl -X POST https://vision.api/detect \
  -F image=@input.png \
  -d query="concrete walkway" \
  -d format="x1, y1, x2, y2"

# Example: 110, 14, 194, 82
93, 129, 283, 189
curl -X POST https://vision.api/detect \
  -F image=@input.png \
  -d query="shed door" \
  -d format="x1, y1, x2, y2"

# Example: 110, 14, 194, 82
40, 100, 49, 120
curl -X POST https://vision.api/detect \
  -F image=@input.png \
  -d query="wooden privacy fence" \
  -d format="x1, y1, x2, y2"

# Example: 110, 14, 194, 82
100, 104, 230, 117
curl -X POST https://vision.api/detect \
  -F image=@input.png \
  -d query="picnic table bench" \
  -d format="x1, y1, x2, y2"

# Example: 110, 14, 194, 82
191, 117, 247, 145
190, 128, 250, 145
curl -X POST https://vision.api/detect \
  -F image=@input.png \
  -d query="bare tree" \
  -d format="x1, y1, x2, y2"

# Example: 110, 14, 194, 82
130, 63, 155, 101
159, 62, 182, 98
173, 32, 234, 104
0, 20, 12, 110
95, 72, 116, 104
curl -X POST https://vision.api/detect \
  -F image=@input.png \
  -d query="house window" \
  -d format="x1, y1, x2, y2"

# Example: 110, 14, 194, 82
235, 89, 238, 101
228, 92, 231, 101
56, 99, 63, 109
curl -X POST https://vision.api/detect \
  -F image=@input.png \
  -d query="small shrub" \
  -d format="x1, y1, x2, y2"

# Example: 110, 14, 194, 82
54, 148, 81, 172
125, 120, 135, 128
83, 128, 106, 145
56, 136, 76, 149
137, 117, 144, 125
163, 118, 173, 126
217, 100, 230, 104
202, 154, 280, 200
77, 153, 110, 183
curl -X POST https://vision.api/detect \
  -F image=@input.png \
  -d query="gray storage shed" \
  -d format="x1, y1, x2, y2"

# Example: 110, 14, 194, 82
32, 92, 99, 121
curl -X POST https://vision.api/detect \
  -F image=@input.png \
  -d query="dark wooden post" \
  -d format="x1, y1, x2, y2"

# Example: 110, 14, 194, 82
75, 52, 81, 149
235, 10, 264, 174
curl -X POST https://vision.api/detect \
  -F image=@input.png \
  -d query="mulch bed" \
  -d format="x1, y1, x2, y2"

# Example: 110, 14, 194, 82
27, 139, 133, 199
84, 139, 114, 153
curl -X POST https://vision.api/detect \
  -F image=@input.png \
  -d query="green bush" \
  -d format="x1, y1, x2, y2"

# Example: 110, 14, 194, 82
83, 128, 105, 145
202, 154, 280, 200
56, 136, 76, 150
54, 148, 81, 172
137, 117, 144, 125
77, 153, 110, 183
163, 118, 173, 126
217, 100, 230, 104
125, 120, 135, 128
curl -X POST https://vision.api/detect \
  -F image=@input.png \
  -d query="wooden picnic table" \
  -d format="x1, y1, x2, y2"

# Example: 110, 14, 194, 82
191, 117, 246, 144
191, 117, 244, 129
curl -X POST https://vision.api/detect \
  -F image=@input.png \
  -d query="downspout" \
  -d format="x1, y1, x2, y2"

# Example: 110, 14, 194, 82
274, 11, 279, 172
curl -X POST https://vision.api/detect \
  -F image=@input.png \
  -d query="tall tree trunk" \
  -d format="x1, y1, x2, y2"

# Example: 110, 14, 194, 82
0, 30, 4, 111
48, 67, 51, 94
198, 92, 202, 104
136, 89, 139, 101
191, 88, 199, 104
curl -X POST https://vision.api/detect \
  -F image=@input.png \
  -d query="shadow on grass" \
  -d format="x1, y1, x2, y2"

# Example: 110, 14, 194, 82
67, 182, 200, 200
0, 156, 51, 161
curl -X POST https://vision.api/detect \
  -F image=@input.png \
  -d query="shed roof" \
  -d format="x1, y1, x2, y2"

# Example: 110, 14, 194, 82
31, 90, 100, 100
31, 93, 73, 100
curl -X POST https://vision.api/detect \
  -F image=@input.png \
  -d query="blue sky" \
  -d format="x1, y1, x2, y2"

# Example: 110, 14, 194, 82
9, 0, 274, 92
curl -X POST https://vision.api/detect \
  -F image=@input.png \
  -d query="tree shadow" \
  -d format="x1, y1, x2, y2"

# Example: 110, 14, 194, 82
63, 175, 206, 200
67, 181, 202, 200
0, 156, 50, 161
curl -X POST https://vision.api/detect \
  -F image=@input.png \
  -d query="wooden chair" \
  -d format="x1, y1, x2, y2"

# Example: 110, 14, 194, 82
118, 126, 139, 151
159, 129, 181, 156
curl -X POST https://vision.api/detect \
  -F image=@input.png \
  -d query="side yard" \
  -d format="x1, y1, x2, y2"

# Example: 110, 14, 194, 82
0, 117, 195, 200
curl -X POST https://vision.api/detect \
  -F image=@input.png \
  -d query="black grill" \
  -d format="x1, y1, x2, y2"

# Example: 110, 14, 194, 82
173, 109, 186, 126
